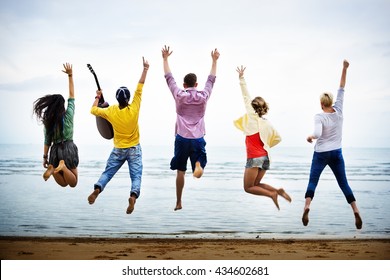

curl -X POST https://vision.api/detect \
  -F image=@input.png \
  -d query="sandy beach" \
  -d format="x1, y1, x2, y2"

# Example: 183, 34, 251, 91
1, 237, 389, 260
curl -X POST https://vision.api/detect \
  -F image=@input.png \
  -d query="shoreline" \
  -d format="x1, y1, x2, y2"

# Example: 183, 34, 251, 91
1, 236, 389, 260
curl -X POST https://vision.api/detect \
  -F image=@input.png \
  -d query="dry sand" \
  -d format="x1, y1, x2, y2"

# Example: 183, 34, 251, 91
1, 237, 389, 260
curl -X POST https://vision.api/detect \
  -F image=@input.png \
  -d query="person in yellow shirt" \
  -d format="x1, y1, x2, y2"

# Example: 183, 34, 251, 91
234, 65, 291, 210
88, 57, 149, 215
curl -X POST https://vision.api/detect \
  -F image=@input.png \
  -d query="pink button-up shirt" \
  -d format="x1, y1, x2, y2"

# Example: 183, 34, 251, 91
165, 72, 216, 139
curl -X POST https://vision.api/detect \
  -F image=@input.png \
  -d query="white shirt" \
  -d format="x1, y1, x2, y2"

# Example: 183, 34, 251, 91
313, 88, 345, 152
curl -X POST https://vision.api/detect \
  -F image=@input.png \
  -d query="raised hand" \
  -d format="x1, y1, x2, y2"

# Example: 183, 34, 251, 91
343, 59, 349, 69
211, 48, 220, 61
62, 63, 72, 76
161, 45, 173, 60
143, 56, 149, 70
236, 65, 246, 78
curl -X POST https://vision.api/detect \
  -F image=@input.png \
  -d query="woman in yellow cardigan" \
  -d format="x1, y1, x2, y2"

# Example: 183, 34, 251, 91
234, 66, 291, 210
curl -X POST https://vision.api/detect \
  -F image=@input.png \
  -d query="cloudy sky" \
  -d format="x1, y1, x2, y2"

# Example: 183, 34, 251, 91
0, 0, 389, 148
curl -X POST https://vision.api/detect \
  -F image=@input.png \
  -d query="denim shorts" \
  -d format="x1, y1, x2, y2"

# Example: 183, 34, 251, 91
245, 156, 270, 170
170, 134, 207, 172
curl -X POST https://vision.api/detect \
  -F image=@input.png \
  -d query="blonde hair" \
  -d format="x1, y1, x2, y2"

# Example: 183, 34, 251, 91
320, 92, 333, 107
251, 96, 269, 117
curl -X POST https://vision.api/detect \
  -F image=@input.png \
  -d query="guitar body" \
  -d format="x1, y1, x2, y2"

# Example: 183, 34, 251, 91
96, 99, 114, 140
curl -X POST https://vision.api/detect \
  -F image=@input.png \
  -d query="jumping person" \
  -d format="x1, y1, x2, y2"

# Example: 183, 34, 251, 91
302, 60, 363, 229
88, 57, 149, 215
162, 45, 220, 211
234, 65, 291, 210
33, 63, 79, 188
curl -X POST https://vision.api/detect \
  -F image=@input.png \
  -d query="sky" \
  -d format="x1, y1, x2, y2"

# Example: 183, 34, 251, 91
0, 0, 389, 148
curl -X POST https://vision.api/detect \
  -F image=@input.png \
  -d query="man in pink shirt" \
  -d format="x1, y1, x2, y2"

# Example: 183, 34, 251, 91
162, 45, 220, 211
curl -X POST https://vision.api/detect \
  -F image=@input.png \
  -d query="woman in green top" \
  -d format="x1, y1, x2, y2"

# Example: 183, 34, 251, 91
33, 63, 79, 187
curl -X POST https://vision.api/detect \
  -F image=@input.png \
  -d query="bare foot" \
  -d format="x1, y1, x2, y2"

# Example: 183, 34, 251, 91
277, 188, 292, 202
271, 192, 280, 210
193, 161, 203, 178
54, 160, 65, 173
43, 165, 54, 181
88, 189, 100, 205
174, 204, 182, 211
354, 212, 363, 229
302, 208, 310, 226
126, 197, 136, 214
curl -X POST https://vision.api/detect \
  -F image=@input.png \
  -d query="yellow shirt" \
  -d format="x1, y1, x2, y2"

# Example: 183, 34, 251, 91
91, 83, 143, 148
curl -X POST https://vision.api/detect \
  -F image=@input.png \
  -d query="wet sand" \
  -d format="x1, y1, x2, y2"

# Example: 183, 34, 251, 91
1, 237, 389, 260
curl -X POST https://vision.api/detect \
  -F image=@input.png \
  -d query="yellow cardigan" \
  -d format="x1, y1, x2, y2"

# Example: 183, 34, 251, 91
234, 77, 281, 159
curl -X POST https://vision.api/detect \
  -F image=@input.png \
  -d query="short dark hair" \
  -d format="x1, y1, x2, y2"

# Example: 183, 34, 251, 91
184, 73, 197, 87
116, 86, 131, 107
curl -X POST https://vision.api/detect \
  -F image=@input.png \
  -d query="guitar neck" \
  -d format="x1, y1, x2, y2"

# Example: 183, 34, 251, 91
93, 74, 101, 91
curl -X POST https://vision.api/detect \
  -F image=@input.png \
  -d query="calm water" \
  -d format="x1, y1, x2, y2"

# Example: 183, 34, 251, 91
0, 144, 389, 239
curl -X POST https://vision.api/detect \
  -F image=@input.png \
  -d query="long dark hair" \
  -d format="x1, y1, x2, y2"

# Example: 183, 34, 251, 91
33, 94, 65, 140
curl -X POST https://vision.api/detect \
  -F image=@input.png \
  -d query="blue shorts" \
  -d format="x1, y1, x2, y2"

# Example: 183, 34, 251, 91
245, 156, 270, 170
170, 134, 207, 172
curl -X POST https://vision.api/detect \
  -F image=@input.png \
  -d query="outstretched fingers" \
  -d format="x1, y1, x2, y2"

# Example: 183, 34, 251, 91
162, 45, 173, 58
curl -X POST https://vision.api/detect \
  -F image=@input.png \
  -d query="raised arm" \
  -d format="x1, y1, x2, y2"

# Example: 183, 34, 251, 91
62, 63, 74, 99
162, 45, 173, 75
339, 59, 349, 89
210, 48, 220, 76
236, 65, 254, 114
139, 56, 149, 84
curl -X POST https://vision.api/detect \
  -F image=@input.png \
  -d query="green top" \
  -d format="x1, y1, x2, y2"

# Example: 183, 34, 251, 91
44, 98, 75, 145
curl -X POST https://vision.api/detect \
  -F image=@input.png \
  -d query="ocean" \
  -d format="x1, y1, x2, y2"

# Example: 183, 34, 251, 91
0, 144, 389, 239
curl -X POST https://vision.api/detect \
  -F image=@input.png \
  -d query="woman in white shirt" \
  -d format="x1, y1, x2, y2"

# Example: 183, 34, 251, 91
302, 60, 362, 229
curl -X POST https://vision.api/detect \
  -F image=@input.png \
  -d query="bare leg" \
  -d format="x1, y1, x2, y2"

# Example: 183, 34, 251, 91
66, 168, 78, 188
302, 197, 311, 226
53, 172, 67, 187
43, 164, 54, 181
350, 201, 362, 229
277, 189, 292, 202
244, 168, 280, 210
175, 170, 185, 211
193, 161, 203, 178
254, 171, 291, 201
255, 183, 292, 203
88, 189, 100, 204
126, 195, 137, 214
53, 160, 78, 187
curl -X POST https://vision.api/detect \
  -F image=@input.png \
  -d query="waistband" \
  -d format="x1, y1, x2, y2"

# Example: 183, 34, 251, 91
176, 134, 204, 141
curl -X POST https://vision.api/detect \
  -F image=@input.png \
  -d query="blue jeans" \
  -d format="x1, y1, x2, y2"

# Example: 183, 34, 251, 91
94, 144, 143, 198
305, 148, 356, 204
